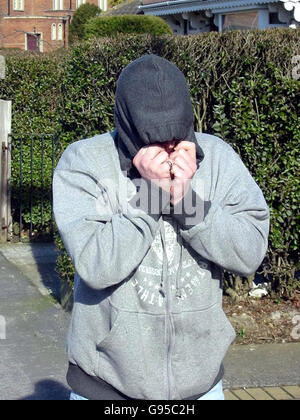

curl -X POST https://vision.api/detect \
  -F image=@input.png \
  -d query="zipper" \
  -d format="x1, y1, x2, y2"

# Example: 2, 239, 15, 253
166, 293, 173, 400
160, 219, 173, 400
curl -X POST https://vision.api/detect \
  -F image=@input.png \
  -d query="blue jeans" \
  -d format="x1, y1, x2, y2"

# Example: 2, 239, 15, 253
70, 380, 225, 401
197, 380, 225, 400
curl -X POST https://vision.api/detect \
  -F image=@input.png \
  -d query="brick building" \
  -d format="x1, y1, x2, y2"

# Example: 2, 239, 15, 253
0, 0, 108, 53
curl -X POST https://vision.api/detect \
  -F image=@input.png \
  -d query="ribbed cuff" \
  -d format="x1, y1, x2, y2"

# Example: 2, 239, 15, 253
128, 178, 171, 222
171, 186, 206, 229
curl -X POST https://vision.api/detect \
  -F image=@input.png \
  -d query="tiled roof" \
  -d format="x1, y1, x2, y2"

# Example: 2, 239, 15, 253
104, 0, 143, 16
140, 0, 281, 16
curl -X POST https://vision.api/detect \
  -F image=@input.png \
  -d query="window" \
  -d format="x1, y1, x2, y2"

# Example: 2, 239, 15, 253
13, 0, 24, 10
99, 0, 107, 12
51, 23, 57, 41
53, 0, 64, 10
269, 12, 281, 25
76, 0, 86, 8
58, 24, 63, 41
223, 11, 259, 31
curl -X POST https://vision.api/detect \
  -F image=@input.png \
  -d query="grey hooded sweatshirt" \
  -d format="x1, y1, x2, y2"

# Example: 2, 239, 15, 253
53, 55, 270, 400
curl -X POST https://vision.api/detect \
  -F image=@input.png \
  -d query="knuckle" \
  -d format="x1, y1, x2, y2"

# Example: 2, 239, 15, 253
140, 160, 148, 171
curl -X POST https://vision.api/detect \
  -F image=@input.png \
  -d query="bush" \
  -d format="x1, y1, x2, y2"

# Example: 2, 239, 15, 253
1, 29, 299, 302
0, 51, 64, 241
83, 15, 173, 39
109, 0, 124, 7
69, 3, 102, 45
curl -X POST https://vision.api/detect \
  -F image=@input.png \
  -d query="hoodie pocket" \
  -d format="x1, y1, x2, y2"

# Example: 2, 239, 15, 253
96, 307, 122, 350
172, 305, 236, 399
96, 309, 167, 400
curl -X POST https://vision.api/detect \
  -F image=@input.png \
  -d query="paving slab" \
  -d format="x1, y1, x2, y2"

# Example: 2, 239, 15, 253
224, 390, 239, 401
264, 387, 293, 400
225, 386, 300, 400
0, 251, 71, 400
282, 386, 300, 399
231, 389, 255, 400
245, 388, 273, 400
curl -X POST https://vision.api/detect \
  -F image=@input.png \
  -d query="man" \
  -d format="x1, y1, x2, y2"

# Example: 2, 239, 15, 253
53, 54, 270, 400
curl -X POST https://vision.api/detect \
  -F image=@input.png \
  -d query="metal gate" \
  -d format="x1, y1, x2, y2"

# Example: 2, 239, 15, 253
3, 132, 60, 243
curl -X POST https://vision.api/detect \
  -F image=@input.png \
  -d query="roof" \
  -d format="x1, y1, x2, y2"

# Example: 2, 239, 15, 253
104, 0, 143, 16
139, 0, 283, 16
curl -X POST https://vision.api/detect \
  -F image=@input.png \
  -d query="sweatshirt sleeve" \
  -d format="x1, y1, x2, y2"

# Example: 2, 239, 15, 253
52, 143, 161, 291
178, 147, 270, 278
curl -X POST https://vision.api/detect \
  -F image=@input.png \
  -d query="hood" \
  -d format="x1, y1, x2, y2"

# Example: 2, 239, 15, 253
114, 54, 204, 178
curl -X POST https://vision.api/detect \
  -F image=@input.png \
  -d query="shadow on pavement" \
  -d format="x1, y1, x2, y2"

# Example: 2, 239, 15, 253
20, 379, 70, 401
29, 243, 61, 302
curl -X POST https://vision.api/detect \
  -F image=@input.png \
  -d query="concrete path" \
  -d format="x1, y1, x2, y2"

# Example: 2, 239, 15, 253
0, 243, 299, 400
0, 243, 61, 300
0, 245, 70, 400
223, 342, 300, 389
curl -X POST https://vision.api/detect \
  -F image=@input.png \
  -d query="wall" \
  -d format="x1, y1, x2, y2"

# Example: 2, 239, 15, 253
0, 0, 101, 52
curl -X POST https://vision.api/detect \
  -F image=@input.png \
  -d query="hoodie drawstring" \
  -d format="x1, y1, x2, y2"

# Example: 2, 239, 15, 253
175, 222, 183, 299
159, 218, 184, 299
159, 218, 167, 297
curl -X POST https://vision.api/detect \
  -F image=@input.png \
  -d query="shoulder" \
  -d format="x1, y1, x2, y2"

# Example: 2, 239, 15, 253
66, 131, 116, 156
55, 131, 117, 172
195, 132, 237, 156
195, 132, 243, 165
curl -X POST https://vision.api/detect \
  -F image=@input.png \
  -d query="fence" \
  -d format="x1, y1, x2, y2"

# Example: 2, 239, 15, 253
0, 100, 11, 243
9, 132, 59, 242
0, 100, 60, 242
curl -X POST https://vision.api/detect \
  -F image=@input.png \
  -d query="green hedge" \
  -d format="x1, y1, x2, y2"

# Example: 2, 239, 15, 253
69, 3, 102, 45
83, 15, 173, 38
0, 30, 299, 301
0, 50, 64, 240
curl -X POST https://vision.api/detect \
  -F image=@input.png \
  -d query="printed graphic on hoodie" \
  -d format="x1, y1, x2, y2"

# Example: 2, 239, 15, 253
130, 219, 210, 309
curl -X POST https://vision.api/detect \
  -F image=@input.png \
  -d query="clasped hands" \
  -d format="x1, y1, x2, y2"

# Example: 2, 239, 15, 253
132, 141, 197, 206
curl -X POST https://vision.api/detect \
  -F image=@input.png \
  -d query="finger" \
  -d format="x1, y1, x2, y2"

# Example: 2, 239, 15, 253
133, 147, 148, 166
171, 149, 193, 165
170, 149, 190, 159
135, 145, 163, 168
172, 155, 192, 173
136, 145, 163, 161
140, 147, 148, 156
175, 141, 196, 158
175, 141, 196, 152
151, 163, 171, 180
144, 144, 165, 160
171, 149, 197, 171
150, 151, 170, 179
152, 150, 169, 166
172, 164, 187, 180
